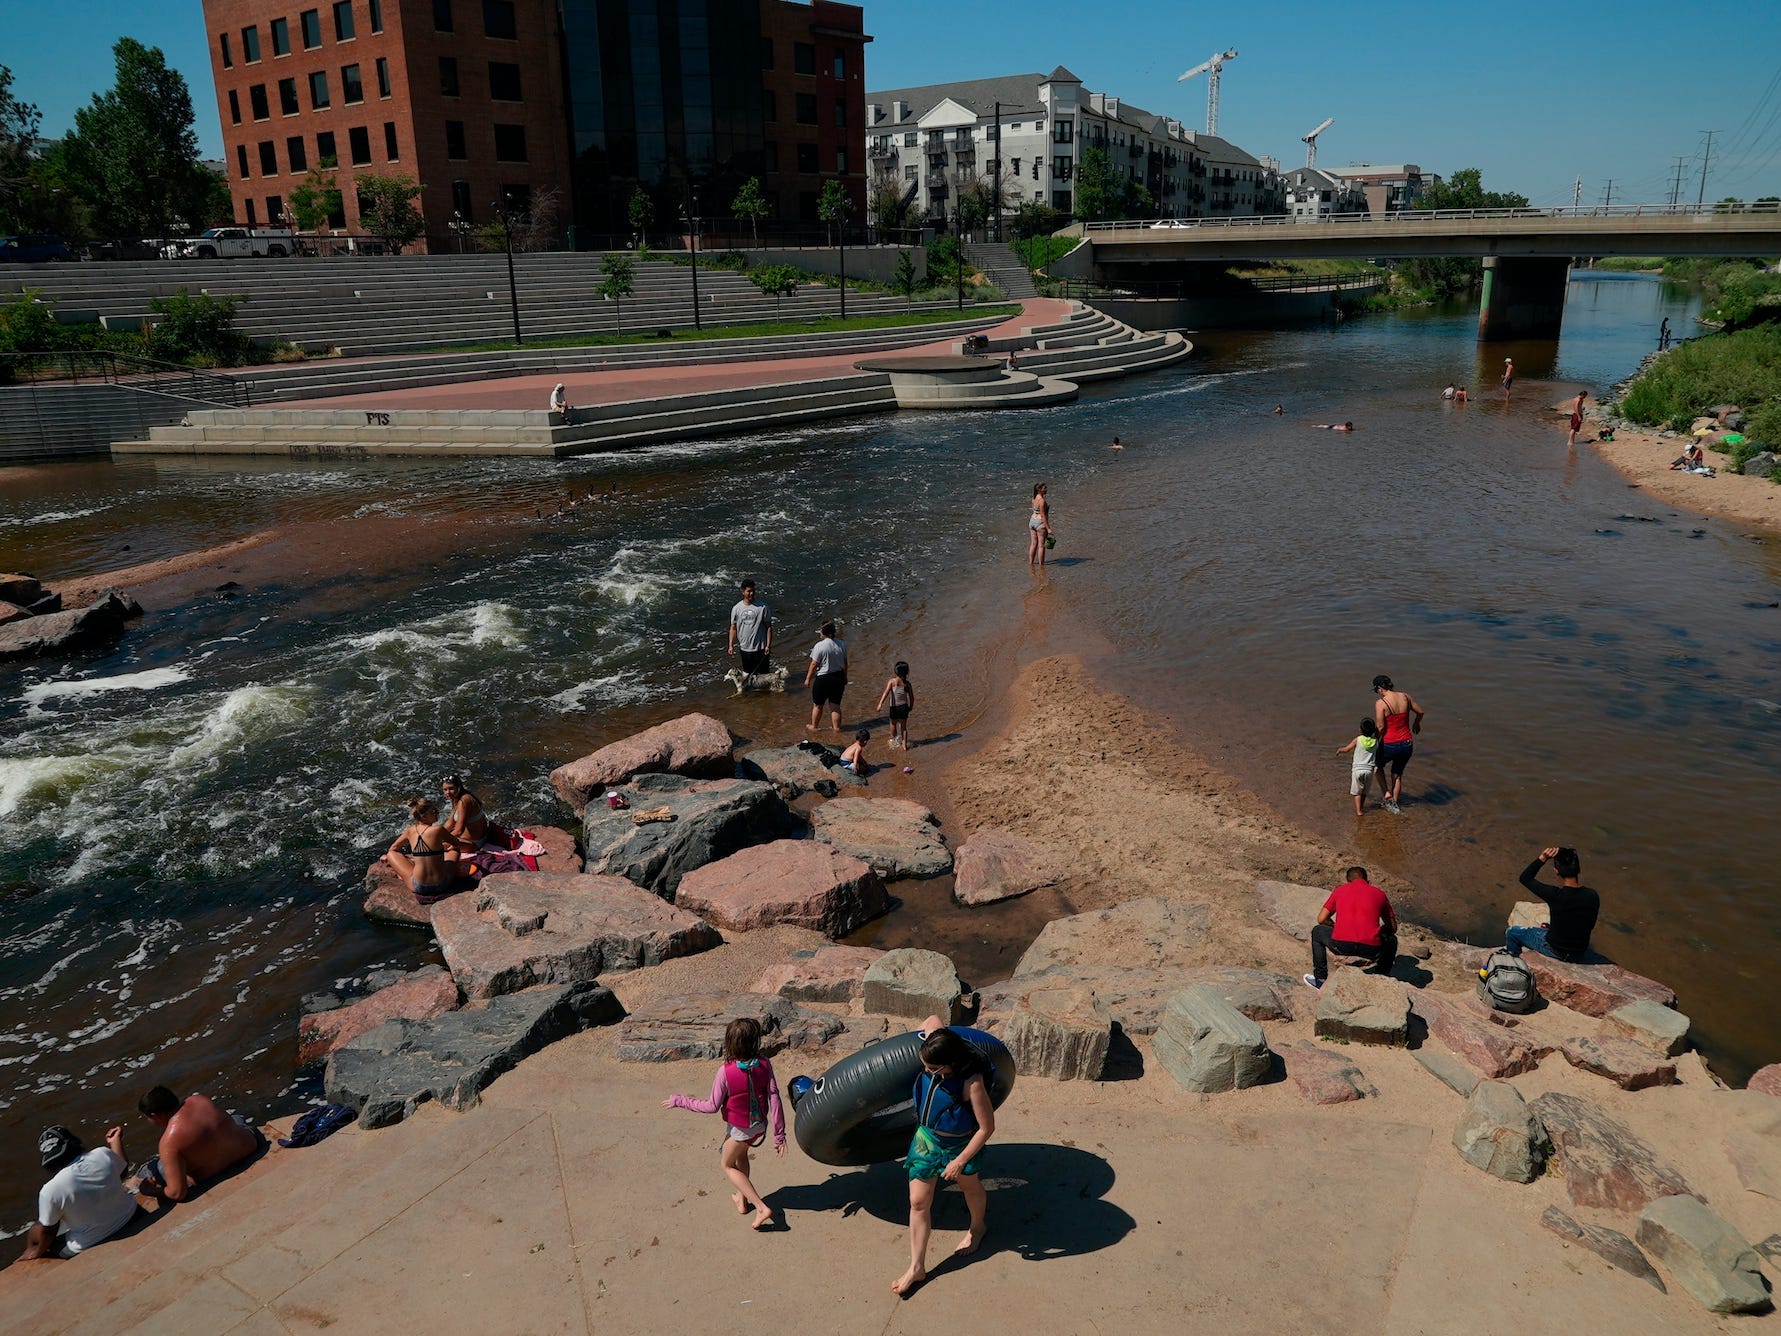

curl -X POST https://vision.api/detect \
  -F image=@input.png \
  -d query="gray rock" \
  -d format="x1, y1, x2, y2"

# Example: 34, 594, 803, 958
614, 992, 846, 1062
1740, 450, 1778, 477
1604, 1000, 1690, 1057
977, 964, 1296, 1036
432, 872, 721, 999
1413, 1049, 1481, 1098
739, 744, 864, 799
1755, 1233, 1781, 1263
1152, 985, 1272, 1094
1285, 1040, 1376, 1104
750, 944, 886, 1003
1314, 970, 1409, 1046
581, 775, 795, 899
810, 798, 951, 879
1012, 898, 1210, 977
1540, 1207, 1665, 1291
1529, 1091, 1696, 1212
1637, 1195, 1773, 1315
862, 948, 966, 1023
0, 591, 133, 662
325, 981, 623, 1127
998, 984, 1112, 1081
1452, 1080, 1545, 1183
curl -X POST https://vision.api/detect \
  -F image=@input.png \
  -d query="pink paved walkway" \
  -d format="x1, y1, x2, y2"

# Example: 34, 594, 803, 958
288, 299, 1071, 411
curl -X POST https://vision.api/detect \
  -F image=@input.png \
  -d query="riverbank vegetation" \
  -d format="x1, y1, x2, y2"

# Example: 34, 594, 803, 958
1620, 323, 1781, 459
0, 288, 286, 382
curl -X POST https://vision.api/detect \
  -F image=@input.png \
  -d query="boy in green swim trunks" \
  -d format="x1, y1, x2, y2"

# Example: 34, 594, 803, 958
891, 1017, 996, 1297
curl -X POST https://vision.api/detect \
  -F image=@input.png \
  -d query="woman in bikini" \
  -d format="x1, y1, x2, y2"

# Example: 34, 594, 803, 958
383, 797, 474, 901
1027, 482, 1051, 569
1371, 675, 1426, 814
441, 774, 489, 847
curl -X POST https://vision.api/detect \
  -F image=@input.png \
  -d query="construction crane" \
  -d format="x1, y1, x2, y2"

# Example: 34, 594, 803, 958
1177, 48, 1238, 136
1302, 117, 1334, 168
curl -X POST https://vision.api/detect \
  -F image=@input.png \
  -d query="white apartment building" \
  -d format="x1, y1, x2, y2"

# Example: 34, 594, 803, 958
1280, 166, 1367, 221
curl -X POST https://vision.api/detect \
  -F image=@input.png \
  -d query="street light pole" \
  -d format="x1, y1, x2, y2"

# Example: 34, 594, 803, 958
838, 197, 847, 321
954, 190, 964, 311
493, 197, 522, 345
686, 188, 702, 331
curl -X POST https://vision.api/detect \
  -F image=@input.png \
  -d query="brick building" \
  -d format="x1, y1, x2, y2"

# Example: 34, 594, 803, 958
201, 0, 867, 248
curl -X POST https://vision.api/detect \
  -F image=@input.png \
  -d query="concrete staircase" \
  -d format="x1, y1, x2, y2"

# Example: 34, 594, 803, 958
963, 243, 1040, 299
949, 301, 1193, 384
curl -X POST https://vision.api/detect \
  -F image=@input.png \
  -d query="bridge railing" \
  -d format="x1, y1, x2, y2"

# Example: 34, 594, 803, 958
1080, 200, 1781, 233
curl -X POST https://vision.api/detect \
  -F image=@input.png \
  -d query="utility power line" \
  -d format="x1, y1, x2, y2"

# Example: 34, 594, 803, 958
1697, 130, 1717, 206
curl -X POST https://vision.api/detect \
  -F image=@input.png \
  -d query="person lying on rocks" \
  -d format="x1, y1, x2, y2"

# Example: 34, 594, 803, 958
1507, 846, 1599, 964
18, 1124, 139, 1261
1304, 866, 1398, 990
132, 1086, 265, 1204
382, 796, 478, 899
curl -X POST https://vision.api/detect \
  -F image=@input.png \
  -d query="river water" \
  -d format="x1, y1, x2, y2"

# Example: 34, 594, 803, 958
5, 271, 1775, 1233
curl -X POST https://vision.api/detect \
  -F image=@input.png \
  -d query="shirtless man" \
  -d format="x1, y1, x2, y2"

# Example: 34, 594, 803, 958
1501, 357, 1514, 396
1567, 391, 1587, 448
134, 1087, 263, 1202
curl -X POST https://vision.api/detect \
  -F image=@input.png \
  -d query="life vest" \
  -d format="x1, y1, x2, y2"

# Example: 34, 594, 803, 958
722, 1059, 771, 1130
914, 1067, 979, 1139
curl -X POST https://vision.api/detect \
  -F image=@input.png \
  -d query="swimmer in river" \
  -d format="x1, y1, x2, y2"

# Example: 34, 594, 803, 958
1442, 384, 1455, 400
1110, 436, 1123, 451
1455, 387, 1469, 404
1273, 404, 1284, 415
1314, 422, 1355, 432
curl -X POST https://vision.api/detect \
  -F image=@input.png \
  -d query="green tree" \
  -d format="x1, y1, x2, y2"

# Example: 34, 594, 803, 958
1074, 147, 1118, 222
145, 289, 249, 366
1120, 178, 1155, 219
731, 176, 770, 249
598, 252, 635, 333
628, 187, 654, 247
747, 263, 800, 314
1401, 167, 1531, 295
1009, 199, 1062, 240
869, 171, 915, 238
288, 159, 343, 233
20, 139, 93, 238
356, 173, 424, 253
64, 38, 213, 235
893, 248, 917, 298
817, 178, 853, 245
0, 66, 42, 232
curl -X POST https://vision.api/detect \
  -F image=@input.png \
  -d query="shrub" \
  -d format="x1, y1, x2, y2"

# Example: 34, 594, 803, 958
709, 250, 749, 272
1621, 323, 1781, 432
146, 289, 250, 367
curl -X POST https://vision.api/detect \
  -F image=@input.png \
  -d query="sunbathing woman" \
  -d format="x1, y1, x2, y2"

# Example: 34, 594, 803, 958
441, 774, 489, 847
383, 797, 475, 901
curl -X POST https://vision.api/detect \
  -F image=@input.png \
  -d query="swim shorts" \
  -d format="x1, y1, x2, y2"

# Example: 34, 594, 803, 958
726, 1121, 767, 1145
905, 1125, 978, 1181
812, 672, 846, 707
1377, 741, 1413, 776
738, 649, 771, 675
889, 704, 910, 721
1349, 768, 1376, 796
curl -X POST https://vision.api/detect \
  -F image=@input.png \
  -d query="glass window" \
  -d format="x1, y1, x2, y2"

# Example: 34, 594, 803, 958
370, 0, 383, 33
493, 123, 527, 162
243, 25, 261, 62
904, 131, 916, 147
259, 141, 278, 175
246, 198, 257, 225
228, 89, 241, 124
342, 64, 363, 103
795, 93, 816, 125
761, 90, 774, 121
833, 52, 845, 79
376, 57, 390, 98
267, 194, 283, 223
903, 165, 916, 180
434, 0, 452, 32
334, 1, 354, 40
287, 135, 308, 173
488, 62, 521, 101
249, 84, 269, 119
271, 18, 290, 56
1053, 119, 1073, 143
349, 125, 371, 165
309, 70, 330, 108
797, 142, 817, 173
445, 120, 466, 160
316, 131, 337, 165
834, 100, 846, 129
760, 38, 772, 69
384, 121, 399, 160
439, 57, 459, 97
764, 142, 778, 171
279, 78, 299, 115
836, 148, 847, 173
451, 179, 473, 221
794, 43, 814, 75
483, 0, 516, 38
220, 32, 233, 68
236, 143, 250, 178
301, 10, 321, 48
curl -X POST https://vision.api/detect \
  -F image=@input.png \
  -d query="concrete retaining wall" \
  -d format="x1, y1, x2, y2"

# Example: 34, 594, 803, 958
752, 246, 926, 285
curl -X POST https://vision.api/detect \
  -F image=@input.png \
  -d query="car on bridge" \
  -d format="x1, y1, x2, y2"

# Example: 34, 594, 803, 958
0, 234, 78, 263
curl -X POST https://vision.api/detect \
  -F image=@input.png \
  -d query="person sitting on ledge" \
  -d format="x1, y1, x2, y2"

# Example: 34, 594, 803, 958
1507, 846, 1599, 964
441, 773, 490, 847
549, 382, 572, 421
382, 796, 477, 899
1304, 866, 1398, 990
133, 1086, 265, 1204
18, 1125, 138, 1261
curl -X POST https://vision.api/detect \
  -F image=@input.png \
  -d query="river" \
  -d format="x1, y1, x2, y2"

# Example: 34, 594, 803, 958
5, 270, 1775, 1234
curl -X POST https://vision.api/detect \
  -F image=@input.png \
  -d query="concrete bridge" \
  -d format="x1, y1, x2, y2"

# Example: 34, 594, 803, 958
1055, 203, 1781, 339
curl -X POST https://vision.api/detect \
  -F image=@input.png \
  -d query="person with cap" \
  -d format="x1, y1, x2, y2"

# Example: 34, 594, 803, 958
18, 1125, 138, 1260
133, 1086, 265, 1204
1501, 357, 1514, 396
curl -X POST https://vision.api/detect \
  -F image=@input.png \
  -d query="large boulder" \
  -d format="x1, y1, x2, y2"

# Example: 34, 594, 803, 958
1152, 986, 1272, 1094
614, 992, 846, 1062
581, 774, 795, 899
0, 601, 31, 627
862, 948, 966, 1022
1558, 1034, 1678, 1091
1456, 944, 1675, 1018
1452, 1080, 1545, 1183
996, 983, 1113, 1081
1284, 1041, 1376, 1105
1603, 1000, 1690, 1057
738, 743, 864, 799
362, 825, 581, 928
1540, 1207, 1665, 1291
0, 573, 43, 605
810, 798, 951, 879
325, 981, 623, 1128
0, 592, 133, 662
1636, 1195, 1773, 1315
1314, 970, 1409, 1046
750, 944, 886, 1003
550, 712, 735, 812
1253, 880, 1330, 942
1012, 899, 1210, 977
1410, 991, 1549, 1078
1740, 450, 1779, 478
432, 872, 721, 999
952, 829, 1063, 906
978, 964, 1296, 1036
674, 840, 886, 938
298, 966, 461, 1065
1529, 1091, 1697, 1213
1748, 1063, 1781, 1096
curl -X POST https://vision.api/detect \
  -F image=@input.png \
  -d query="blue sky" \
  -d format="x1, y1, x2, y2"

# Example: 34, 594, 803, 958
7, 0, 1779, 205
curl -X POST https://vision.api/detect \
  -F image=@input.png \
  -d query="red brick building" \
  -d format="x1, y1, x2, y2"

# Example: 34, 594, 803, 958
760, 0, 868, 224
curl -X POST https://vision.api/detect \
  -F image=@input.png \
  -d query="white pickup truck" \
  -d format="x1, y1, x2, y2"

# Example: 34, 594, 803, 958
163, 227, 297, 259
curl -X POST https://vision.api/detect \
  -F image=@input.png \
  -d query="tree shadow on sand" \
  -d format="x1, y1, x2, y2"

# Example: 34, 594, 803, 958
770, 1143, 1135, 1264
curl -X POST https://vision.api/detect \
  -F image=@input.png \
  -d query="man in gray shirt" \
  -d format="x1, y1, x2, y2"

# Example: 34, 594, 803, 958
728, 579, 773, 674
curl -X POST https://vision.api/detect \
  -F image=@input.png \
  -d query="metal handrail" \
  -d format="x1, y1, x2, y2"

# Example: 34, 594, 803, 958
1, 351, 250, 407
1079, 201, 1781, 232
1059, 272, 1386, 300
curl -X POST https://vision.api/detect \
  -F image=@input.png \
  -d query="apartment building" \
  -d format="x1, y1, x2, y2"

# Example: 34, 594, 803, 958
1280, 166, 1366, 221
1327, 163, 1437, 215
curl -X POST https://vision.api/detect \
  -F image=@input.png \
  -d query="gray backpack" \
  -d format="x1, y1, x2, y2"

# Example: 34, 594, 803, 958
1477, 950, 1538, 1013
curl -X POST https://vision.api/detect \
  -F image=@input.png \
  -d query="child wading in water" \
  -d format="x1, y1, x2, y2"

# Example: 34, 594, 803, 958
839, 728, 871, 775
661, 1017, 785, 1230
1337, 719, 1379, 817
893, 1017, 995, 1296
876, 661, 915, 749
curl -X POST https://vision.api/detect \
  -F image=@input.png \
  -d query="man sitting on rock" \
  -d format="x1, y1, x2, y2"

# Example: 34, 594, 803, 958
1304, 866, 1398, 990
18, 1125, 139, 1260
1507, 846, 1599, 964
133, 1086, 265, 1203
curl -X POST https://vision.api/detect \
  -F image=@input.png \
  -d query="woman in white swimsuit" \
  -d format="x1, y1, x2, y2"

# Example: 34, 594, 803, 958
1027, 482, 1051, 569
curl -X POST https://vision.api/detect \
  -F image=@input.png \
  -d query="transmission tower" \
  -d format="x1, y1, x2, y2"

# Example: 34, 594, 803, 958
1696, 130, 1717, 207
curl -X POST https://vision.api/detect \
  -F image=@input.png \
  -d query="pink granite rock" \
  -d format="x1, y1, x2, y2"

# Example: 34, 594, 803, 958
674, 840, 887, 937
363, 825, 582, 928
298, 968, 461, 1065
1411, 991, 1551, 1079
810, 798, 951, 879
1457, 945, 1676, 1018
0, 574, 43, 605
750, 944, 886, 1003
0, 601, 31, 626
1747, 1064, 1781, 1096
1529, 1091, 1697, 1213
1559, 1035, 1679, 1091
1286, 1041, 1376, 1104
549, 713, 735, 813
952, 828, 1063, 906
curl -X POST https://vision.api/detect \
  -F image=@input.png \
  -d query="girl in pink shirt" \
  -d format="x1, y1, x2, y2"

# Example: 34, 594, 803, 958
661, 1017, 786, 1230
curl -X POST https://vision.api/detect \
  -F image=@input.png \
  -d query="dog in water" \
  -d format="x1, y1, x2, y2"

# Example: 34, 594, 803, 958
724, 665, 790, 695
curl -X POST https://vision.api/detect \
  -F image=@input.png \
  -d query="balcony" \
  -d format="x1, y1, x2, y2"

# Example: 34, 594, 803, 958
1128, 143, 1144, 159
926, 175, 948, 193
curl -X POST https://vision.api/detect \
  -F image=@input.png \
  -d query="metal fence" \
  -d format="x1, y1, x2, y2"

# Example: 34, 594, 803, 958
0, 351, 251, 461
1078, 201, 1781, 234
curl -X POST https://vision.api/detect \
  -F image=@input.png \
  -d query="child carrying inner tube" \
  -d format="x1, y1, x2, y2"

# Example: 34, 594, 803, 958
893, 1017, 996, 1296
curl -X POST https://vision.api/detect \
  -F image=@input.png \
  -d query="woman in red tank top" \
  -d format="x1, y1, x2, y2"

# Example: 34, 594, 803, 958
1371, 675, 1425, 814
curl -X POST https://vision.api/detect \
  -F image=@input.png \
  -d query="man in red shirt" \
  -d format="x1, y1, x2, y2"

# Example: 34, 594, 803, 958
1304, 866, 1398, 990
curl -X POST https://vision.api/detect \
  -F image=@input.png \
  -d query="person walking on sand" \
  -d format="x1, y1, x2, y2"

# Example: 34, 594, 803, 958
1501, 358, 1514, 397
893, 1018, 996, 1296
1027, 483, 1052, 569
805, 620, 848, 733
1336, 718, 1379, 817
1371, 675, 1425, 814
876, 660, 915, 750
1567, 391, 1587, 448
728, 579, 773, 675
661, 1018, 785, 1231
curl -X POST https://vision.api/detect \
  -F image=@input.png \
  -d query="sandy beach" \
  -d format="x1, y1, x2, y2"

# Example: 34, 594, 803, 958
1578, 412, 1781, 539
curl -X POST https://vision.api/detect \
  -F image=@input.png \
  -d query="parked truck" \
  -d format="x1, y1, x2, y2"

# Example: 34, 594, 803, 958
162, 227, 297, 259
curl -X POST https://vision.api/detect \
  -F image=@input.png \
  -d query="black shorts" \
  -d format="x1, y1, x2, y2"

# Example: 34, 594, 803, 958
1378, 741, 1413, 776
738, 649, 770, 674
888, 704, 910, 721
811, 672, 847, 707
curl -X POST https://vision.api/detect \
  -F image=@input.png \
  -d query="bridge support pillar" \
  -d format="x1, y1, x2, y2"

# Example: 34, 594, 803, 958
1477, 256, 1570, 341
